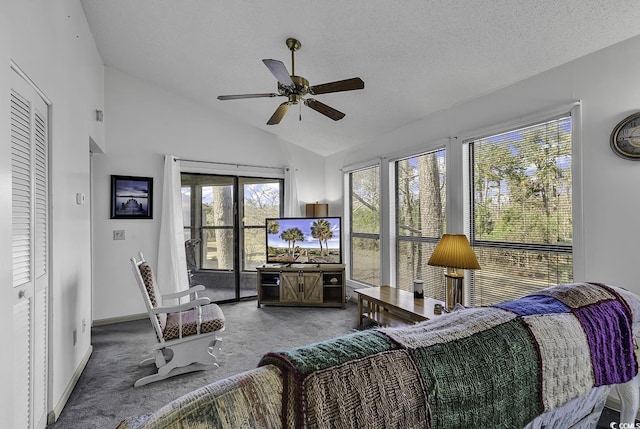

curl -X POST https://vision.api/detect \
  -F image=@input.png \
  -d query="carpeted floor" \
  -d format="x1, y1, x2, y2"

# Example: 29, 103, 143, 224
47, 297, 629, 428
47, 299, 359, 428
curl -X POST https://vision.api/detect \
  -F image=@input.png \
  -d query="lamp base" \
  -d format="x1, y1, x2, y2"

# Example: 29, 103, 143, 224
444, 272, 464, 312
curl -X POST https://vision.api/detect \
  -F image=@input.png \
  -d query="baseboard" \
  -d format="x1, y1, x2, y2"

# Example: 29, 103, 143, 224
93, 312, 147, 326
48, 345, 93, 424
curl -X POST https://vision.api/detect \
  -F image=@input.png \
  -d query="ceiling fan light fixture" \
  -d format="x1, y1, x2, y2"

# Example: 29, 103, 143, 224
288, 94, 301, 104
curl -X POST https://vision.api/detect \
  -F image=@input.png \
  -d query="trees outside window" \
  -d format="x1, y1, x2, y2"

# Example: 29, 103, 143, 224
395, 149, 446, 298
349, 166, 380, 285
241, 179, 282, 271
468, 116, 573, 305
182, 175, 282, 271
181, 173, 283, 302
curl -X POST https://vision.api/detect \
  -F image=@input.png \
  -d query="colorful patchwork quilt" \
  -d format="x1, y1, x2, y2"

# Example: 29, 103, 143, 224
259, 282, 639, 429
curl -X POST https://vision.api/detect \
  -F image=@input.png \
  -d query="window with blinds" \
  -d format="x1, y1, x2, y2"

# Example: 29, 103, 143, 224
468, 116, 572, 305
349, 166, 380, 286
395, 149, 446, 297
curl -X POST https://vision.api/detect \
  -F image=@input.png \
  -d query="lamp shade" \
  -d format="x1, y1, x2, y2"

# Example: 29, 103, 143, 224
427, 234, 480, 270
306, 202, 328, 217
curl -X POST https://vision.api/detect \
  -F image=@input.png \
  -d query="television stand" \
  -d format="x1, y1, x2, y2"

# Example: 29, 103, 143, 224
256, 264, 345, 309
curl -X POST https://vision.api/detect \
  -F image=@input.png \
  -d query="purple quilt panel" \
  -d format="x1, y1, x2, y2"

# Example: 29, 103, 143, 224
575, 299, 637, 386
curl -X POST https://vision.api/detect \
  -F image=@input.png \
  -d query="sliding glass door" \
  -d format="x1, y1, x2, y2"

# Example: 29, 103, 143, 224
240, 178, 282, 298
182, 173, 283, 302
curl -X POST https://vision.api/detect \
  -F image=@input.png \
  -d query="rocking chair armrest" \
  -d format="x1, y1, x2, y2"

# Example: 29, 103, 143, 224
161, 285, 206, 300
151, 297, 211, 314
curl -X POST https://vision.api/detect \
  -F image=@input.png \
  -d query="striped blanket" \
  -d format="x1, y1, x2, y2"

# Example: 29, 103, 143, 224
259, 282, 639, 429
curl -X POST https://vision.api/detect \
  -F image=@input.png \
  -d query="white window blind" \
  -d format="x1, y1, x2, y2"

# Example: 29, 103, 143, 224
395, 149, 446, 297
349, 166, 380, 286
468, 116, 573, 305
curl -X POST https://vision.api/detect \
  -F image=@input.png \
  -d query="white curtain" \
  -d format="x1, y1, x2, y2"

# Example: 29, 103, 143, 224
157, 155, 189, 297
284, 166, 300, 217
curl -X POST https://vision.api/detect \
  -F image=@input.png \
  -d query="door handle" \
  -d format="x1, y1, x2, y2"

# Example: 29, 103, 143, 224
18, 289, 26, 299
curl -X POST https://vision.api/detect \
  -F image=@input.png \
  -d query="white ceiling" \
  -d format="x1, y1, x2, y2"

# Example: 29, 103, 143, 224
81, 0, 640, 156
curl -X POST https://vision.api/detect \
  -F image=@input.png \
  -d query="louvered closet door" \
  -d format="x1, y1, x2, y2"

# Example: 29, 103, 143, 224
12, 69, 49, 429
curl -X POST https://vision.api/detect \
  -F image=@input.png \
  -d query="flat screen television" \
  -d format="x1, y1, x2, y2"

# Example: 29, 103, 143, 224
265, 217, 342, 264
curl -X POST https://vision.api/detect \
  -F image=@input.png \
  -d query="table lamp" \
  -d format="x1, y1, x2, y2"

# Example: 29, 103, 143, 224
306, 202, 328, 217
427, 234, 480, 311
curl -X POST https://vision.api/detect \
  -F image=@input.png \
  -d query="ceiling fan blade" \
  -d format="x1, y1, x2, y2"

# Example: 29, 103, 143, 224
304, 99, 345, 121
309, 77, 364, 95
262, 59, 294, 87
217, 93, 280, 100
267, 102, 290, 125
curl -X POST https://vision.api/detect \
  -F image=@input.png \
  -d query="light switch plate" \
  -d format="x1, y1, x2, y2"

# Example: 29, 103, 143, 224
113, 230, 125, 240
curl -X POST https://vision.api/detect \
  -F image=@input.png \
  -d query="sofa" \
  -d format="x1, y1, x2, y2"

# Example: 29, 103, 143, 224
117, 282, 640, 428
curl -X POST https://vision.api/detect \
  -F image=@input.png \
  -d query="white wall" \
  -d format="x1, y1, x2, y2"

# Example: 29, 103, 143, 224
0, 3, 12, 422
92, 67, 325, 321
328, 34, 640, 296
2, 0, 105, 422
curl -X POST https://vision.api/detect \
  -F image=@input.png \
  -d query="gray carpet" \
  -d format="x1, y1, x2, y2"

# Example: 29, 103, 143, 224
47, 299, 359, 429
47, 298, 625, 428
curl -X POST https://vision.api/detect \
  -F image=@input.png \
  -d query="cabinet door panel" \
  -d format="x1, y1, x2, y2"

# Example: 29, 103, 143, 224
280, 272, 300, 303
302, 273, 323, 304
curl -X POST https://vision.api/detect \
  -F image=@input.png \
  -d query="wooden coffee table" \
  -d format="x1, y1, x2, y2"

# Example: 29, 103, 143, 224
355, 285, 444, 327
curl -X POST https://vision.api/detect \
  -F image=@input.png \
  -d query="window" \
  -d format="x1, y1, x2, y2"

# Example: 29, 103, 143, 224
395, 149, 446, 298
349, 166, 380, 285
183, 176, 235, 270
241, 178, 282, 271
181, 173, 283, 302
468, 116, 572, 305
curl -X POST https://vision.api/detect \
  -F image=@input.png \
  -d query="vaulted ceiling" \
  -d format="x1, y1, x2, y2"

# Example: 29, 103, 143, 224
81, 0, 640, 156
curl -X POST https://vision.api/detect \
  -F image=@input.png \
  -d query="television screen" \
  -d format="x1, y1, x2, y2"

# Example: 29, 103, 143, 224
265, 217, 342, 264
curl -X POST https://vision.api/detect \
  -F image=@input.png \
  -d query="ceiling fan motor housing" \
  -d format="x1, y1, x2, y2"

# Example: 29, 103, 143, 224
278, 75, 309, 102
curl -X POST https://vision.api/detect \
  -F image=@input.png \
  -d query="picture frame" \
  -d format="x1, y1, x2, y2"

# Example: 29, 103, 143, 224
110, 175, 153, 219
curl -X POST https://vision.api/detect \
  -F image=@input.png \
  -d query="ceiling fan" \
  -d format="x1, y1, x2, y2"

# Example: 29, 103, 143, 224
217, 38, 364, 125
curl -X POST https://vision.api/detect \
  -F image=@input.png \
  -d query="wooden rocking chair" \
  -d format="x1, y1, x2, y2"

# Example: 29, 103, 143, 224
130, 252, 225, 387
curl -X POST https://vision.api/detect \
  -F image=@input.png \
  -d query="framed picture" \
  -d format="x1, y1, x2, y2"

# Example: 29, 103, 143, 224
110, 175, 153, 219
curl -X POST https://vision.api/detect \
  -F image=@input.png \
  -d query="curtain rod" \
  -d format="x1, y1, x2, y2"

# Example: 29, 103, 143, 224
174, 157, 287, 171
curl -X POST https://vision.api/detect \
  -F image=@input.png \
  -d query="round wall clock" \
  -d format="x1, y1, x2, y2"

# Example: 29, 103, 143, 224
610, 112, 640, 160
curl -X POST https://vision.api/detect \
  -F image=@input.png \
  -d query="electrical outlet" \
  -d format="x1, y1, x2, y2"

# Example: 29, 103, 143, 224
113, 230, 125, 240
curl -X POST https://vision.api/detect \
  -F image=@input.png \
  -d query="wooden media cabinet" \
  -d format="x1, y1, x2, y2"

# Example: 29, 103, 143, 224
256, 264, 346, 308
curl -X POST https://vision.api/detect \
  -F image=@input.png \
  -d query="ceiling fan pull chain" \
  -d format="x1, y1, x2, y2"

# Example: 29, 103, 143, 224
299, 102, 302, 121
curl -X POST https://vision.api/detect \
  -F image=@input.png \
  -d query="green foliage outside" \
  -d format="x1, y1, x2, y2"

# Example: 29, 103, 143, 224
181, 175, 282, 271
473, 118, 572, 246
396, 150, 446, 295
348, 117, 573, 303
471, 117, 573, 300
350, 166, 381, 285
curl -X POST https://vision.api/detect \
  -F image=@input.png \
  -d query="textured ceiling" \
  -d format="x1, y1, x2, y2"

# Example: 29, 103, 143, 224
81, 0, 640, 156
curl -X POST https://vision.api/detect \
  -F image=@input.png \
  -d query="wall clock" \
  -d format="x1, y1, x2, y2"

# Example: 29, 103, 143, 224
610, 112, 640, 160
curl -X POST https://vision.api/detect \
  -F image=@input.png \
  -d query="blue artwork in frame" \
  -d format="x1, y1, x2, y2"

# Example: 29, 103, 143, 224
110, 175, 153, 219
